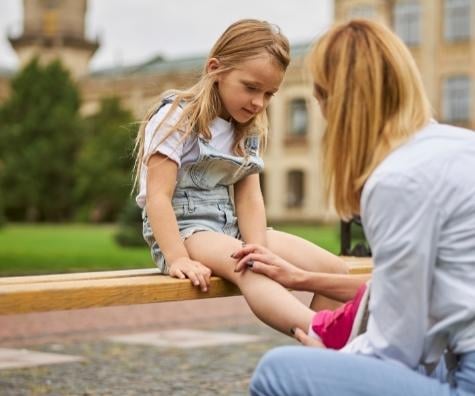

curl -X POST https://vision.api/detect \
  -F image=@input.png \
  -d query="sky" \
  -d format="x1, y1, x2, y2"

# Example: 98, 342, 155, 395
0, 0, 333, 71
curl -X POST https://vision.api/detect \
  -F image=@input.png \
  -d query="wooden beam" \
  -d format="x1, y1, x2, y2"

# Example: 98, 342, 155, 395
0, 257, 372, 315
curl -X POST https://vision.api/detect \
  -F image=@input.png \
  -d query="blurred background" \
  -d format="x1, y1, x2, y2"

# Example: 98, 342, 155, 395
0, 0, 473, 276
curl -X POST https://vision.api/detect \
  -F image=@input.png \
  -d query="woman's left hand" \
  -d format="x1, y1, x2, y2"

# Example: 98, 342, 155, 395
292, 328, 326, 348
231, 244, 306, 289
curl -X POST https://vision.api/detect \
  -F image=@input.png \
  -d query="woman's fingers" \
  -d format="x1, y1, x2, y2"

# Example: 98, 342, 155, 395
231, 244, 267, 259
246, 260, 273, 276
293, 328, 325, 348
234, 253, 268, 272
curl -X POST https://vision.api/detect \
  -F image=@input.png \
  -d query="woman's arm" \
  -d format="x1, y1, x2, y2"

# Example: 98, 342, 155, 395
234, 173, 267, 246
232, 244, 368, 302
147, 153, 211, 291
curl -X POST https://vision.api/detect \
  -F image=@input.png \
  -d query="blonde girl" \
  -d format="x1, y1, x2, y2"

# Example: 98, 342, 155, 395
134, 19, 347, 336
251, 19, 475, 395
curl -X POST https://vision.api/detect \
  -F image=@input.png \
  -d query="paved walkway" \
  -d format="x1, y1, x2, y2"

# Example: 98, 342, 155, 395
0, 293, 312, 395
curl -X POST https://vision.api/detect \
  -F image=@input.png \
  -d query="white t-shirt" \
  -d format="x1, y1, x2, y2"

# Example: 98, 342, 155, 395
342, 121, 475, 368
136, 103, 235, 208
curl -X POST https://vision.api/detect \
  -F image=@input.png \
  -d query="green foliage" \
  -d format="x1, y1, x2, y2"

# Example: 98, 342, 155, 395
0, 224, 339, 276
0, 59, 82, 221
74, 97, 136, 222
114, 198, 144, 247
0, 224, 151, 276
0, 198, 5, 229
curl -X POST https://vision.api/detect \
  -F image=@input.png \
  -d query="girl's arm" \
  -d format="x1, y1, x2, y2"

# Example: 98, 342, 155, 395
146, 153, 211, 291
234, 173, 267, 246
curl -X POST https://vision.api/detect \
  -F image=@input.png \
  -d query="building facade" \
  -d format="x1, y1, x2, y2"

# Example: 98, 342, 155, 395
335, 0, 475, 130
1, 0, 473, 222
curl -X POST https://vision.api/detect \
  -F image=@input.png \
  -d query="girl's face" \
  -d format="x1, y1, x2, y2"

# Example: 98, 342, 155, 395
209, 55, 284, 123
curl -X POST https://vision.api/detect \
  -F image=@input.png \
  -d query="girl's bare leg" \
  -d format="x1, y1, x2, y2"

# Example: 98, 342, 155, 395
184, 231, 314, 335
266, 229, 348, 311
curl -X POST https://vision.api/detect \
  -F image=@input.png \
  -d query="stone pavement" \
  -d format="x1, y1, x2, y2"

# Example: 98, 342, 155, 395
0, 292, 312, 395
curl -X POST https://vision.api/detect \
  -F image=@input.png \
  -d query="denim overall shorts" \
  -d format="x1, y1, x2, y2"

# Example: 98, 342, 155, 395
142, 114, 264, 273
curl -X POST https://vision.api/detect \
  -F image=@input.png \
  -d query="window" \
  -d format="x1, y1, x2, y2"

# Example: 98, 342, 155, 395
443, 76, 471, 122
41, 0, 60, 9
394, 2, 421, 46
348, 5, 376, 20
288, 98, 308, 136
444, 0, 471, 41
287, 170, 304, 208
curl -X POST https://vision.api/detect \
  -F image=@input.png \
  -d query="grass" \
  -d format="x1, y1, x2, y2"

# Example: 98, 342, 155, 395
0, 223, 341, 276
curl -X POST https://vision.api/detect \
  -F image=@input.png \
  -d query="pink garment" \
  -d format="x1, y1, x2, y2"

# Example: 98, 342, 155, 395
311, 283, 367, 350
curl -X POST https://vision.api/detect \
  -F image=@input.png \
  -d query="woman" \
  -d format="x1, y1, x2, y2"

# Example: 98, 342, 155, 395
244, 20, 475, 395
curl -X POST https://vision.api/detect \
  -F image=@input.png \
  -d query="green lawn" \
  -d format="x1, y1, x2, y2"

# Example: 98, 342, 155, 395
0, 223, 341, 276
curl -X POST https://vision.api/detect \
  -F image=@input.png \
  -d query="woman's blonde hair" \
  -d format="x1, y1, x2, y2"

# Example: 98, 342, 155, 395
308, 19, 432, 219
133, 19, 290, 191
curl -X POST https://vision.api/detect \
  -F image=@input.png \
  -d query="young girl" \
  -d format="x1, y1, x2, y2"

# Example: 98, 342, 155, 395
251, 19, 475, 396
133, 19, 348, 336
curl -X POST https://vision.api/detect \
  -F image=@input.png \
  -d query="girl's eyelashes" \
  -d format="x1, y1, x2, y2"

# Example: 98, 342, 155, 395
243, 83, 277, 98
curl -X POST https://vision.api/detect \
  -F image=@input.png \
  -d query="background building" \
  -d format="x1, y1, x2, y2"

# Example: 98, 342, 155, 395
335, 0, 475, 130
1, 0, 473, 222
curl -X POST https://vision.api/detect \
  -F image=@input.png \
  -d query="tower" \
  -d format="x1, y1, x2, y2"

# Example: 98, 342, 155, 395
9, 0, 98, 78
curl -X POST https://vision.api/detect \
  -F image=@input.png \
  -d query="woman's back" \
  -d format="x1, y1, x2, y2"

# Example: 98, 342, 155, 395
361, 121, 475, 363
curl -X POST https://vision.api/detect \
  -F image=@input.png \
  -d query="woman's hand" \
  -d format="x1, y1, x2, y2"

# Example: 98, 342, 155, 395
168, 257, 212, 292
292, 328, 326, 348
231, 244, 307, 289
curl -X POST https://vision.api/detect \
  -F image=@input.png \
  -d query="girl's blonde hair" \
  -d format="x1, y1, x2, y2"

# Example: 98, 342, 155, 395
308, 19, 432, 219
133, 19, 290, 191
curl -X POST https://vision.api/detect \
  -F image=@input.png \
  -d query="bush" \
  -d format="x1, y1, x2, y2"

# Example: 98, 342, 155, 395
114, 199, 144, 247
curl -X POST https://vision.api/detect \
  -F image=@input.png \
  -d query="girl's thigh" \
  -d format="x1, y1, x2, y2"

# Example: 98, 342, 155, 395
250, 347, 454, 396
266, 229, 347, 274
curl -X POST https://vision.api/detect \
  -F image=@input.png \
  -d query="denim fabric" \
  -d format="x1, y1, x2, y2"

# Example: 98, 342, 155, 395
250, 347, 475, 396
143, 132, 264, 273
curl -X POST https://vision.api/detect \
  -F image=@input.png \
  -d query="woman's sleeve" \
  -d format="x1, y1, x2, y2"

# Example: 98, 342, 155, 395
143, 104, 185, 167
341, 173, 442, 369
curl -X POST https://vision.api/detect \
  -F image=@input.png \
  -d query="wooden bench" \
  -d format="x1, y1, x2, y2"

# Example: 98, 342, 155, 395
0, 257, 372, 315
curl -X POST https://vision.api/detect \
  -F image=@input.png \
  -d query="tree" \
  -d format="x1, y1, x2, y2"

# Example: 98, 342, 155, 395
74, 96, 135, 222
0, 59, 82, 221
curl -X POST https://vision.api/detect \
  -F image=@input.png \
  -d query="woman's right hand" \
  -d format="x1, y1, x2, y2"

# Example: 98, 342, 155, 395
232, 244, 307, 290
168, 257, 212, 292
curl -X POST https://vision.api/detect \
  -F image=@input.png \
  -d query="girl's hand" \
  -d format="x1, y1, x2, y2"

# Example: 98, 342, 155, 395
231, 244, 306, 289
292, 328, 326, 348
168, 257, 212, 292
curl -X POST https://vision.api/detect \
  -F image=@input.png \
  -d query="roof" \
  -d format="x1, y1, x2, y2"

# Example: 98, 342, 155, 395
90, 41, 313, 78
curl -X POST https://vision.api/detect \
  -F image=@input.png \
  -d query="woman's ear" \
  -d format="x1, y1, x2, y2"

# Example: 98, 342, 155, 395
206, 58, 221, 74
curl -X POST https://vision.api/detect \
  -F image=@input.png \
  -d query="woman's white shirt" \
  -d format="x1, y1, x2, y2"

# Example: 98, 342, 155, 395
136, 103, 234, 208
342, 122, 475, 369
